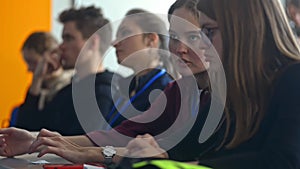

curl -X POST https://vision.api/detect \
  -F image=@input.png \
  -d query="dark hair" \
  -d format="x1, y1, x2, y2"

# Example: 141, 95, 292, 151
22, 31, 58, 55
59, 6, 112, 55
125, 8, 178, 78
168, 0, 201, 21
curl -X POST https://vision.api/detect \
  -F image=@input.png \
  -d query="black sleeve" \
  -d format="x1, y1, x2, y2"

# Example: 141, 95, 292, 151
95, 84, 115, 118
15, 92, 44, 131
200, 64, 300, 169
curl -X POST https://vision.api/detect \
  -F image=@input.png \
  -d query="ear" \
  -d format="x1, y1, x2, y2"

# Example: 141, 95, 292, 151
144, 33, 159, 48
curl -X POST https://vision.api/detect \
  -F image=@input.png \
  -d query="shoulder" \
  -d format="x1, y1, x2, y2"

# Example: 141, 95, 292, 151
274, 62, 300, 89
95, 70, 121, 85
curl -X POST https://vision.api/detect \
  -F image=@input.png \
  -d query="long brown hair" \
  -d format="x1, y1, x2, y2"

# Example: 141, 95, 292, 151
197, 0, 300, 148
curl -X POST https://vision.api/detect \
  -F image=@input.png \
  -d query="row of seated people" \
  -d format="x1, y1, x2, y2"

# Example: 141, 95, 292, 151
12, 7, 176, 136
2, 0, 300, 168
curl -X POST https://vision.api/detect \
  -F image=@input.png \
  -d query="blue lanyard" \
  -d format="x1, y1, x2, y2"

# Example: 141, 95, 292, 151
106, 69, 167, 130
191, 89, 202, 117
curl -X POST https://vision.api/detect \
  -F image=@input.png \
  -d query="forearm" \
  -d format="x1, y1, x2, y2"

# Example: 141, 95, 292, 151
64, 135, 127, 164
29, 77, 43, 96
65, 135, 95, 147
80, 147, 126, 164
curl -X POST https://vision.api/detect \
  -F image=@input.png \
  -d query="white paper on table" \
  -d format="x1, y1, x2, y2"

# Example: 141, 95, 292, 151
84, 164, 106, 169
31, 160, 50, 164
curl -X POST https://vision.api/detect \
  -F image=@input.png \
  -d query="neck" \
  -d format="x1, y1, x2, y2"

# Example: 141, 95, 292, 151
132, 59, 161, 77
194, 71, 209, 90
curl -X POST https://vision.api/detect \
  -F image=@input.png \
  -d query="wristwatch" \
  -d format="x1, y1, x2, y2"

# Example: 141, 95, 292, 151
102, 146, 116, 164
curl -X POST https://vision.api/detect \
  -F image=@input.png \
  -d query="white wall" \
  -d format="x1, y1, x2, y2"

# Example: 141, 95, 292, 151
51, 0, 71, 42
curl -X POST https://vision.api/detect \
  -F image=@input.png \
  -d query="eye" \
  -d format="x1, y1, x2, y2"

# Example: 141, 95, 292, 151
201, 27, 218, 40
188, 34, 201, 42
62, 34, 74, 42
120, 29, 131, 37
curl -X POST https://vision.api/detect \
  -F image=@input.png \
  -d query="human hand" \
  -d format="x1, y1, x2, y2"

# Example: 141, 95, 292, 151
33, 50, 61, 79
28, 131, 100, 164
29, 49, 61, 95
0, 127, 36, 157
126, 134, 168, 159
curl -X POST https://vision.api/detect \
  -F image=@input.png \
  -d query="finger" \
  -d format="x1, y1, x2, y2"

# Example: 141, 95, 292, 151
126, 138, 148, 151
143, 135, 160, 148
33, 58, 48, 76
142, 133, 153, 138
136, 135, 143, 138
29, 136, 59, 153
0, 128, 14, 135
38, 129, 60, 137
0, 143, 8, 156
0, 137, 5, 145
37, 146, 62, 158
44, 52, 60, 71
133, 135, 158, 148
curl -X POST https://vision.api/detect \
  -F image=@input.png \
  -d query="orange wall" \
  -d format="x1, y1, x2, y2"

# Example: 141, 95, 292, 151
0, 0, 51, 128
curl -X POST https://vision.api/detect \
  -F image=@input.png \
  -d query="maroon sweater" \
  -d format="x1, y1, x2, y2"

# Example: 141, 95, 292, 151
87, 77, 209, 147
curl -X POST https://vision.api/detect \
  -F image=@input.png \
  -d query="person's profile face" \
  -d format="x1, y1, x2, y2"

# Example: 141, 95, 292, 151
198, 11, 223, 68
169, 7, 209, 76
288, 4, 300, 28
112, 18, 151, 69
59, 21, 86, 69
22, 48, 41, 72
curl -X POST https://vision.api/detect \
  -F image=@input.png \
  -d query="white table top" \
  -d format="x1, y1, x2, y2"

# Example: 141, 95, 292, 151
0, 153, 70, 169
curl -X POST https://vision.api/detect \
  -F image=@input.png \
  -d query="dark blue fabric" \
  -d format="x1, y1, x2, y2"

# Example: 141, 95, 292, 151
107, 68, 173, 128
168, 63, 300, 169
15, 70, 118, 135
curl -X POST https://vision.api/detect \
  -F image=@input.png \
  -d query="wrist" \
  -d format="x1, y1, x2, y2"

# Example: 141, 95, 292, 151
101, 146, 116, 165
29, 77, 43, 95
100, 146, 125, 164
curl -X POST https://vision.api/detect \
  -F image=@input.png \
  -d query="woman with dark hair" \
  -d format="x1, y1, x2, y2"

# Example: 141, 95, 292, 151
0, 2, 211, 164
4, 0, 300, 168
126, 0, 300, 168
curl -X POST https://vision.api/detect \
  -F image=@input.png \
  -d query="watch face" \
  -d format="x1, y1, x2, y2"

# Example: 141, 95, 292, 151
103, 146, 116, 157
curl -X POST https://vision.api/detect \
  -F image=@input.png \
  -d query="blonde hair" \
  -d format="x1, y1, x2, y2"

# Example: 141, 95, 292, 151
22, 32, 57, 55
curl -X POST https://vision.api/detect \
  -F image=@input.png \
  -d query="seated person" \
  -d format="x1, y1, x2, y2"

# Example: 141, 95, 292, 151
17, 6, 118, 135
286, 0, 300, 41
106, 9, 176, 129
2, 0, 300, 169
15, 31, 73, 130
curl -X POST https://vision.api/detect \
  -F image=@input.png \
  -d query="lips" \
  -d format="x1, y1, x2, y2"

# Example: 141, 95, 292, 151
115, 49, 123, 56
177, 57, 192, 67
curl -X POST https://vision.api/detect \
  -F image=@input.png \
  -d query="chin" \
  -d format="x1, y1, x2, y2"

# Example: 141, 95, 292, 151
178, 69, 194, 77
62, 64, 74, 70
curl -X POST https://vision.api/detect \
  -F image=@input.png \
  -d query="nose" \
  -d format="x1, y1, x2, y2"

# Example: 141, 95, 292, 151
175, 41, 188, 54
111, 39, 120, 48
59, 42, 65, 51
